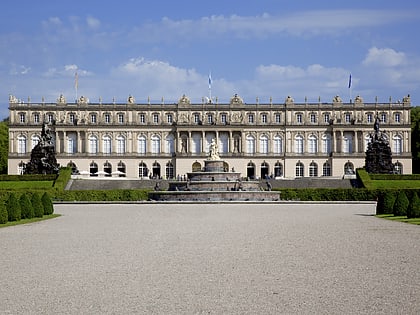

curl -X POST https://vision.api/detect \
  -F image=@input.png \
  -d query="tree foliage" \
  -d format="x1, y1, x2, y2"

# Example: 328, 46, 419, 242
393, 190, 409, 216
31, 193, 44, 218
20, 193, 34, 219
0, 121, 8, 174
6, 193, 21, 221
41, 192, 54, 215
407, 191, 420, 218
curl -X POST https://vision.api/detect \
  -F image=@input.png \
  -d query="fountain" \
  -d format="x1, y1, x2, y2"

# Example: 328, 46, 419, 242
365, 116, 394, 174
149, 139, 280, 202
23, 122, 60, 175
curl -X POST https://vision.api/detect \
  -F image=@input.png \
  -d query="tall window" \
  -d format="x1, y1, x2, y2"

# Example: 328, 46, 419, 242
295, 162, 304, 177
261, 114, 268, 124
295, 134, 304, 154
116, 135, 126, 154
105, 114, 111, 123
323, 162, 332, 176
47, 114, 54, 123
153, 114, 159, 124
308, 134, 317, 154
259, 135, 268, 154
322, 134, 331, 154
166, 134, 175, 154
151, 134, 160, 154
103, 135, 112, 154
381, 113, 387, 123
324, 113, 330, 123
275, 113, 281, 124
395, 113, 401, 123
67, 133, 76, 154
194, 113, 200, 124
393, 135, 402, 154
274, 162, 283, 177
394, 162, 403, 174
273, 135, 283, 154
89, 135, 98, 154
296, 114, 303, 124
220, 114, 227, 124
309, 162, 318, 177
34, 113, 40, 124
207, 114, 213, 124
139, 162, 148, 178
31, 135, 40, 149
20, 113, 25, 123
91, 114, 97, 124
138, 135, 147, 154
343, 133, 353, 153
191, 133, 202, 154
246, 135, 255, 154
345, 113, 351, 123
118, 114, 124, 124
166, 162, 174, 179
310, 114, 316, 123
248, 114, 254, 124
18, 135, 26, 154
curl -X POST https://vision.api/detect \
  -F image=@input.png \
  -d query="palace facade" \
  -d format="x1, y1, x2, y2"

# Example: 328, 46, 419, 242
8, 93, 412, 178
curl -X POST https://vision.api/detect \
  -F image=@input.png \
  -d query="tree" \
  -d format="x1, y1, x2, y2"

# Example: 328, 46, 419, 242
20, 193, 34, 219
407, 192, 420, 218
376, 191, 395, 215
6, 193, 21, 221
31, 193, 44, 218
41, 192, 54, 215
411, 107, 420, 174
393, 190, 409, 216
0, 200, 8, 224
0, 121, 9, 174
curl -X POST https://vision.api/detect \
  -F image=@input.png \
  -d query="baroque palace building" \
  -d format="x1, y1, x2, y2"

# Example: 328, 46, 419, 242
8, 93, 412, 178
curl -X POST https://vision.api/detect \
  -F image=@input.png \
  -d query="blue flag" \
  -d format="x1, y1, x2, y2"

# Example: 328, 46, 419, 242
208, 73, 212, 89
348, 74, 352, 88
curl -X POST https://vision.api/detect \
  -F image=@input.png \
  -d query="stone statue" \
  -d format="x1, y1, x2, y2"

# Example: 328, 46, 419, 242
57, 94, 66, 104
127, 95, 135, 104
208, 138, 220, 160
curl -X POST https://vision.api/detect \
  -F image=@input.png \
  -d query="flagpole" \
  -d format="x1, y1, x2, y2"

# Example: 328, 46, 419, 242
348, 73, 352, 103
208, 72, 212, 103
75, 72, 79, 102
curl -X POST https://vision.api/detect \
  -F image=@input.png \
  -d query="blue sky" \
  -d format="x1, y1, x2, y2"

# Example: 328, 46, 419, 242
1, 0, 420, 118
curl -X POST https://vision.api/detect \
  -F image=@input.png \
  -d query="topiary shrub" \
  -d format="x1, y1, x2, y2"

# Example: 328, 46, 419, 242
376, 191, 396, 215
20, 193, 34, 219
6, 193, 21, 222
407, 192, 420, 218
31, 193, 44, 218
0, 201, 8, 224
393, 190, 409, 216
41, 192, 54, 215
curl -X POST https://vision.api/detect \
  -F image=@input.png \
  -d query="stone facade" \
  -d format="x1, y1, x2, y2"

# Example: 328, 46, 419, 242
8, 93, 412, 178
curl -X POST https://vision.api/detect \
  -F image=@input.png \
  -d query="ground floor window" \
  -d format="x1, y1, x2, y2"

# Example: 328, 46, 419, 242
295, 162, 304, 177
166, 161, 174, 179
139, 162, 148, 178
322, 162, 331, 176
309, 162, 318, 177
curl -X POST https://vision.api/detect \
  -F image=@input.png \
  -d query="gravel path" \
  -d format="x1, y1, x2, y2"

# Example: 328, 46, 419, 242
1, 203, 419, 314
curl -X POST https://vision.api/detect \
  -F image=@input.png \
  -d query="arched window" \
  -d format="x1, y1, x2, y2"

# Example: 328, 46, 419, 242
274, 162, 283, 178
103, 161, 112, 177
89, 135, 98, 154
192, 161, 202, 172
393, 134, 402, 154
18, 161, 25, 175
260, 134, 269, 154
394, 162, 403, 174
247, 161, 256, 179
17, 135, 27, 154
138, 162, 148, 178
309, 161, 318, 177
246, 135, 255, 154
219, 133, 229, 154
166, 161, 174, 179
151, 135, 161, 154
67, 132, 77, 154
117, 161, 126, 177
322, 134, 331, 154
31, 135, 40, 149
322, 162, 331, 176
67, 161, 78, 174
165, 134, 175, 155
152, 161, 161, 178
295, 162, 304, 177
138, 135, 147, 155
295, 134, 304, 154
344, 161, 354, 175
261, 161, 269, 179
90, 161, 98, 176
116, 135, 126, 154
308, 134, 317, 154
103, 135, 112, 154
343, 133, 353, 153
191, 133, 202, 155
273, 135, 283, 154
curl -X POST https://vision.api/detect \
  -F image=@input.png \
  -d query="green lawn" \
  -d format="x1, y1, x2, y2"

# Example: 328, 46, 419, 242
0, 214, 61, 228
0, 181, 54, 190
376, 214, 420, 225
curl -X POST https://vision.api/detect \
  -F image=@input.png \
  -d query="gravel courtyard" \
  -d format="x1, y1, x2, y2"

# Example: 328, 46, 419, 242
1, 202, 419, 314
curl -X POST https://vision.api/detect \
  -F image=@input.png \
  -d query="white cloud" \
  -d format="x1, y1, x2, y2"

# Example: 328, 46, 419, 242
87, 16, 101, 29
44, 64, 93, 77
363, 47, 406, 67
9, 64, 31, 75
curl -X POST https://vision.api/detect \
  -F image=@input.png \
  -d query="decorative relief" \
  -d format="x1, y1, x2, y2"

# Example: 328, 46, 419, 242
179, 94, 190, 105
231, 112, 243, 123
230, 94, 243, 105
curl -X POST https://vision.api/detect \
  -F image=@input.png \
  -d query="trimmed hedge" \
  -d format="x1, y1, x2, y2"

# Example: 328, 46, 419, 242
42, 192, 54, 215
31, 193, 44, 218
0, 201, 7, 224
393, 190, 410, 216
6, 193, 21, 221
0, 174, 57, 181
55, 189, 150, 202
276, 188, 377, 202
407, 192, 420, 218
20, 193, 34, 219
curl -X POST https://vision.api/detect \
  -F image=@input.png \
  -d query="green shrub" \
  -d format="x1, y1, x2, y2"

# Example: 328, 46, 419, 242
31, 193, 44, 218
377, 191, 396, 215
407, 192, 420, 218
393, 190, 409, 216
41, 192, 54, 215
6, 193, 21, 221
20, 193, 34, 219
0, 201, 8, 224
